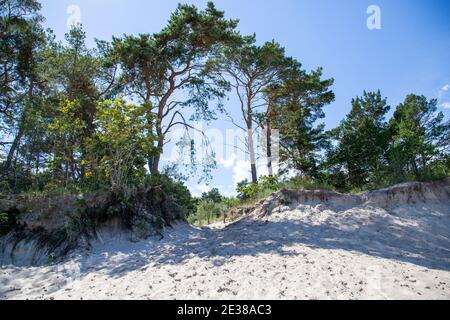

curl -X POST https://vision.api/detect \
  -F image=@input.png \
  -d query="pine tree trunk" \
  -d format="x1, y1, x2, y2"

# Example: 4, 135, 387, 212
266, 100, 274, 178
4, 81, 34, 173
247, 125, 258, 183
3, 116, 25, 172
151, 138, 164, 175
266, 124, 273, 177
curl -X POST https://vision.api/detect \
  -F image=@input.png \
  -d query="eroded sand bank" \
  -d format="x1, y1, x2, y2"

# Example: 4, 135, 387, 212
1, 187, 449, 300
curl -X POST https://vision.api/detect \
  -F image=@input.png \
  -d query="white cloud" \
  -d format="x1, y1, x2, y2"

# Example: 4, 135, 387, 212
190, 184, 212, 197
189, 183, 237, 198
437, 84, 450, 107
438, 84, 450, 99
218, 153, 237, 169
232, 160, 252, 186
218, 185, 237, 197
440, 102, 450, 110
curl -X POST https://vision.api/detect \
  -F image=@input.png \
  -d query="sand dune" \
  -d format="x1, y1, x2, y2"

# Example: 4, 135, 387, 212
1, 181, 449, 300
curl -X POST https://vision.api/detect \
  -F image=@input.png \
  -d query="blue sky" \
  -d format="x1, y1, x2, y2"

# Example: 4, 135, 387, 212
39, 0, 450, 196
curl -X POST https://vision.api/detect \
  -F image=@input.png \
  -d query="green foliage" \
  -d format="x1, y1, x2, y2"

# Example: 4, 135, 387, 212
190, 199, 228, 226
201, 188, 222, 203
0, 162, 33, 192
0, 0, 47, 185
112, 1, 239, 177
210, 37, 291, 183
188, 187, 243, 226
1, 20, 119, 192
0, 0, 45, 121
235, 175, 336, 203
145, 174, 195, 216
220, 196, 241, 208
86, 98, 154, 190
236, 180, 260, 201
47, 99, 86, 182
388, 94, 449, 181
0, 211, 14, 236
282, 175, 334, 191
268, 67, 335, 176
0, 180, 10, 193
1, 0, 448, 230
325, 92, 449, 191
326, 91, 391, 189
0, 212, 8, 225
236, 176, 281, 200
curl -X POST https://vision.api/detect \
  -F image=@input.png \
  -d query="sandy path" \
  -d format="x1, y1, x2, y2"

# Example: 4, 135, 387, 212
1, 202, 449, 300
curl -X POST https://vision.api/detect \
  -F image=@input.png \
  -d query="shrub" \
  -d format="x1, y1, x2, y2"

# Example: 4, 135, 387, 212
193, 199, 228, 225
145, 174, 195, 215
236, 176, 280, 200
201, 188, 222, 203
283, 175, 334, 191
0, 212, 14, 236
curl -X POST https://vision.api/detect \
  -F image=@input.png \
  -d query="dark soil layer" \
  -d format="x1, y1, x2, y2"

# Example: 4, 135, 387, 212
0, 186, 185, 265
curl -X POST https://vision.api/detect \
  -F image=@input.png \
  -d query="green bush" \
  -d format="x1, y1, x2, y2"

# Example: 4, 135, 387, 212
0, 212, 12, 236
200, 188, 222, 203
236, 176, 280, 200
221, 197, 241, 208
191, 199, 228, 225
145, 174, 195, 215
283, 175, 334, 191
0, 163, 33, 194
0, 180, 11, 193
236, 175, 340, 202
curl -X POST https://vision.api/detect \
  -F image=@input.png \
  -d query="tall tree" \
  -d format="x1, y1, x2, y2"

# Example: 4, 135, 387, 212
113, 2, 239, 174
201, 187, 222, 203
388, 94, 450, 180
211, 38, 287, 183
326, 91, 390, 188
44, 26, 116, 134
86, 99, 153, 191
43, 25, 117, 182
266, 67, 335, 177
0, 0, 46, 172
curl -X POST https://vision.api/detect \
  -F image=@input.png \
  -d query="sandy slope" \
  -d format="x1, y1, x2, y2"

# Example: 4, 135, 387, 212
1, 189, 449, 300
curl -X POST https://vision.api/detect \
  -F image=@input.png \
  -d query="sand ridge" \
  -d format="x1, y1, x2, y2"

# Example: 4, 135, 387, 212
1, 191, 449, 300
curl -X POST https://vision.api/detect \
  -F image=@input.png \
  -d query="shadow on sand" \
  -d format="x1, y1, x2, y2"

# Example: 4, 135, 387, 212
78, 204, 450, 278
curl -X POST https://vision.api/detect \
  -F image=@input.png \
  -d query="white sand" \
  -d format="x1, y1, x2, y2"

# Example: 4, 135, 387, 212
1, 199, 449, 300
